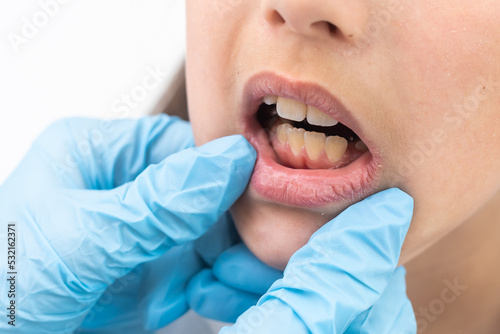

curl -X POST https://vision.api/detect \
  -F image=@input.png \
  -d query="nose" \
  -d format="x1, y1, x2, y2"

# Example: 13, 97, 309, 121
261, 0, 369, 40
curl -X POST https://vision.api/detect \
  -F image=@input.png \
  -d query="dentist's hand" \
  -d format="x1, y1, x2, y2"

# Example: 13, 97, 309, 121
189, 189, 417, 333
0, 115, 256, 333
187, 239, 283, 323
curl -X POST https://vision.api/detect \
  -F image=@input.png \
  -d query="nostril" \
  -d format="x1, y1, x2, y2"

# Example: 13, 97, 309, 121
264, 6, 338, 38
310, 21, 339, 37
327, 23, 338, 36
265, 10, 286, 25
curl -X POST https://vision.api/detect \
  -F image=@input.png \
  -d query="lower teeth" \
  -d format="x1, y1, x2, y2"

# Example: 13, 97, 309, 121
258, 104, 368, 169
274, 122, 368, 168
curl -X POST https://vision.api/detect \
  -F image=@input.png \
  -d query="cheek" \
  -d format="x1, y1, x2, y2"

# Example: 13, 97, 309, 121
186, 0, 500, 267
186, 1, 251, 146
400, 105, 500, 261
383, 4, 500, 262
186, 2, 223, 144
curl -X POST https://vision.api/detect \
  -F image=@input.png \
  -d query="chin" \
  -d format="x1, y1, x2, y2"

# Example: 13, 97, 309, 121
231, 188, 356, 271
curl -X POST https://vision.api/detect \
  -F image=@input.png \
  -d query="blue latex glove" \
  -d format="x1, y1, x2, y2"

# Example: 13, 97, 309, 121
0, 115, 256, 333
79, 212, 241, 334
189, 188, 416, 333
187, 243, 283, 323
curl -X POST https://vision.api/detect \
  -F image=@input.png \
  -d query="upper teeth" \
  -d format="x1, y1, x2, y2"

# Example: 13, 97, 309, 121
264, 96, 339, 127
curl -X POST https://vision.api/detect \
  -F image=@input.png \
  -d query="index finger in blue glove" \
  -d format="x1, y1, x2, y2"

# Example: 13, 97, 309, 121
194, 213, 240, 267
221, 188, 413, 334
32, 115, 194, 189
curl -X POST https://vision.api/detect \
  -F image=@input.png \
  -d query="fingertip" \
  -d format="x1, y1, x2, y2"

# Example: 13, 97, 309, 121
192, 135, 256, 187
224, 135, 257, 161
394, 265, 407, 279
367, 188, 413, 211
320, 188, 414, 236
383, 188, 414, 213
362, 189, 414, 259
359, 188, 414, 234
378, 188, 414, 241
219, 135, 257, 183
197, 135, 256, 161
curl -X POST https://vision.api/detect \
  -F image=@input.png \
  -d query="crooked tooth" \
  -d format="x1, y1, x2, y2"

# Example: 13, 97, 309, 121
263, 95, 278, 105
276, 123, 292, 144
306, 106, 339, 127
277, 97, 307, 122
287, 127, 305, 156
325, 136, 348, 163
304, 131, 326, 160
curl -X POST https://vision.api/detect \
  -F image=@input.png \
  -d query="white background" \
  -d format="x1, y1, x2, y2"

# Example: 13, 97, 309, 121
0, 0, 223, 333
0, 0, 185, 184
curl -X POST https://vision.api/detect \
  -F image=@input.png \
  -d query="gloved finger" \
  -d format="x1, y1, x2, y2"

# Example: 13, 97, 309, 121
187, 269, 260, 323
221, 188, 413, 334
32, 115, 194, 189
38, 135, 256, 289
186, 244, 282, 323
194, 213, 240, 267
78, 242, 205, 333
346, 266, 417, 334
213, 243, 283, 295
137, 243, 204, 331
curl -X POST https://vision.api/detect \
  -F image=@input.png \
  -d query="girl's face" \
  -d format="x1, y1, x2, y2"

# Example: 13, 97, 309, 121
186, 0, 500, 270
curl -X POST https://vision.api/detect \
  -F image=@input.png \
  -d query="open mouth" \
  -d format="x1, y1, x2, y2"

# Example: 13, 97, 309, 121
257, 96, 368, 170
241, 72, 381, 208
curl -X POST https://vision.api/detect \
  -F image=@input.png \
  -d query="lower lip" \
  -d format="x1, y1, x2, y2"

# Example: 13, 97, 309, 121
246, 119, 381, 208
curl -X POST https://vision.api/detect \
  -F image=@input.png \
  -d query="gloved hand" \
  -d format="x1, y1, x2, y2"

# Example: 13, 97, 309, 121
188, 188, 417, 333
79, 212, 242, 334
0, 115, 256, 333
187, 241, 283, 323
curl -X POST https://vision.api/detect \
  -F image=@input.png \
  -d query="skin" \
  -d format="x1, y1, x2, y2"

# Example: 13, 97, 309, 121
185, 0, 500, 332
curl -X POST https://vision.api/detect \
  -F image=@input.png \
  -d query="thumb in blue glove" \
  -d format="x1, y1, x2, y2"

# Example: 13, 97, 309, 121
219, 188, 416, 334
346, 266, 416, 333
